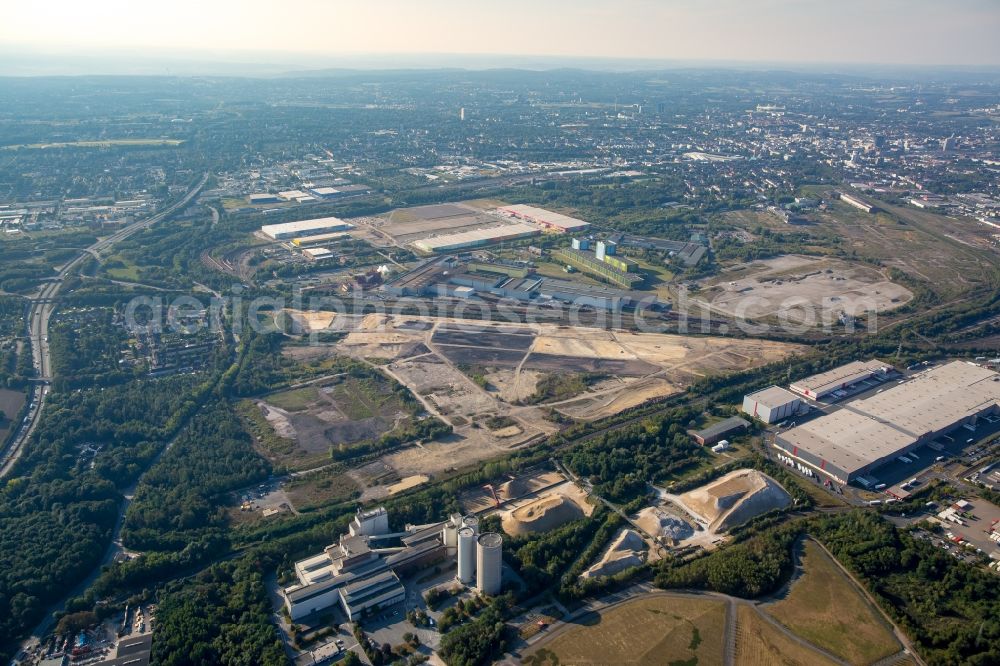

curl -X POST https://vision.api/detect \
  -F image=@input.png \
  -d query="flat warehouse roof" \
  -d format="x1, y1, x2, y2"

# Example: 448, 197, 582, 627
694, 416, 749, 440
413, 223, 540, 250
790, 359, 892, 397
500, 204, 590, 230
778, 361, 1000, 476
261, 216, 352, 237
745, 385, 800, 407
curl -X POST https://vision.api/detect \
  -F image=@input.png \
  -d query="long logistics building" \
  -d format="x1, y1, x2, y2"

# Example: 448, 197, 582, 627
775, 361, 1000, 484
498, 204, 590, 232
412, 223, 540, 253
261, 216, 354, 241
789, 359, 894, 400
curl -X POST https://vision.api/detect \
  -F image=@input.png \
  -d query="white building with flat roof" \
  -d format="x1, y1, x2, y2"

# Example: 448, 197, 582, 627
742, 386, 802, 424
789, 359, 894, 400
498, 204, 590, 232
261, 216, 354, 241
412, 223, 540, 253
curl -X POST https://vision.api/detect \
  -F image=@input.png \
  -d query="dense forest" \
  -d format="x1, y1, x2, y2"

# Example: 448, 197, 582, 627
151, 558, 287, 666
656, 522, 803, 597
0, 374, 204, 655
122, 401, 271, 551
562, 404, 703, 501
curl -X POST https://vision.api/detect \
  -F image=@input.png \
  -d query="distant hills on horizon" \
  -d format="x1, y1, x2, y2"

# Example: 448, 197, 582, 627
1, 47, 999, 79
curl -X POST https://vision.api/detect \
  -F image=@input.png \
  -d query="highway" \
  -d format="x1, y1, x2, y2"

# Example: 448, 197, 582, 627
0, 173, 209, 478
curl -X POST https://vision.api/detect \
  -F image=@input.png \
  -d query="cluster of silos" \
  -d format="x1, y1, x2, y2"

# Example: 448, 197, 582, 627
454, 515, 503, 595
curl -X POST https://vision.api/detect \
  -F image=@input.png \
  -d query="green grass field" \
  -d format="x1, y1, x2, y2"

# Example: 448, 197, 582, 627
524, 595, 725, 666
284, 465, 360, 510
735, 604, 840, 666
265, 386, 319, 412
329, 381, 376, 420
766, 539, 900, 665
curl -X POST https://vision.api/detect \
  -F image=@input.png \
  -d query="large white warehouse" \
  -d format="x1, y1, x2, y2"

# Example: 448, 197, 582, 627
775, 361, 1000, 484
789, 359, 893, 401
261, 216, 354, 241
498, 204, 590, 232
412, 223, 540, 253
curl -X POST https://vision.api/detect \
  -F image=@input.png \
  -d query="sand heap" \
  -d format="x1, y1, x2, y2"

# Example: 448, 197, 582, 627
678, 469, 791, 533
635, 507, 694, 544
582, 529, 646, 578
496, 477, 532, 501
502, 493, 584, 536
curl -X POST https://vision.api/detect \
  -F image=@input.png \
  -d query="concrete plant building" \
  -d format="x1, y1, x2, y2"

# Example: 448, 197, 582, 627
742, 386, 802, 424
282, 533, 402, 621
498, 204, 590, 233
350, 506, 390, 537
775, 361, 1000, 484
283, 506, 456, 622
456, 515, 480, 584
260, 216, 354, 241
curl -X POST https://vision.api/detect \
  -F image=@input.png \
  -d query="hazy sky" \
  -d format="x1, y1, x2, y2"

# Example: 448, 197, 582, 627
3, 0, 999, 67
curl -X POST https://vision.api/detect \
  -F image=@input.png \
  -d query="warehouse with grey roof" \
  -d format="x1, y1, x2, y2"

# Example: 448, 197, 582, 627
775, 361, 1000, 483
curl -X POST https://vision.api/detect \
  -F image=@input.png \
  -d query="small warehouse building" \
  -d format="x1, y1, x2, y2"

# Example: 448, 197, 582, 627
690, 416, 750, 445
742, 386, 802, 424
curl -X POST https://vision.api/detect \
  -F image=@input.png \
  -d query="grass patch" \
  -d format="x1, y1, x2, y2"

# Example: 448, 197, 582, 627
524, 595, 725, 666
265, 386, 319, 412
284, 465, 360, 511
329, 381, 376, 420
765, 539, 900, 664
523, 372, 603, 405
104, 258, 141, 282
734, 604, 839, 666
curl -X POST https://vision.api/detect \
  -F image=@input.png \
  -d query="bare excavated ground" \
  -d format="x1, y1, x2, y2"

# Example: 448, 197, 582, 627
694, 255, 913, 321
294, 312, 803, 427
265, 312, 804, 482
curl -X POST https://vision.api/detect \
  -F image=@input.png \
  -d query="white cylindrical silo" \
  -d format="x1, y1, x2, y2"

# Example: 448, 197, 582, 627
457, 527, 476, 583
476, 532, 503, 596
462, 514, 479, 535
442, 522, 458, 548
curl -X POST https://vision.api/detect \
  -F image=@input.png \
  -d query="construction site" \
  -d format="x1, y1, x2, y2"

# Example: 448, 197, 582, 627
280, 311, 803, 467
692, 254, 913, 322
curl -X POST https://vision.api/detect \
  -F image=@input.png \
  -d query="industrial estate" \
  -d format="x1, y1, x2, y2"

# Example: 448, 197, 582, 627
2, 54, 1000, 666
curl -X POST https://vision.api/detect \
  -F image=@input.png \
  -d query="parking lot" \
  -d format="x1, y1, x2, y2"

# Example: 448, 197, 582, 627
923, 495, 1000, 563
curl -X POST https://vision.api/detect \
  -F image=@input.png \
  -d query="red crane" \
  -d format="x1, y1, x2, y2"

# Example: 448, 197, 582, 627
483, 483, 501, 507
